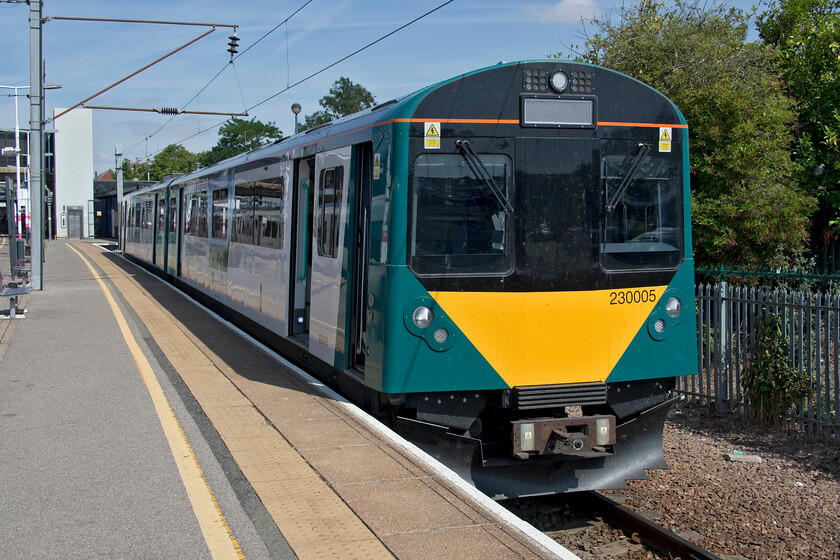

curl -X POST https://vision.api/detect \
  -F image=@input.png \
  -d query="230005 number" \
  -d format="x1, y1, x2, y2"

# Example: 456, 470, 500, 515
609, 289, 657, 305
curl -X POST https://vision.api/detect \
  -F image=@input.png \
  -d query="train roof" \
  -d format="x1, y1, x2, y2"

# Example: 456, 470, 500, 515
126, 60, 683, 197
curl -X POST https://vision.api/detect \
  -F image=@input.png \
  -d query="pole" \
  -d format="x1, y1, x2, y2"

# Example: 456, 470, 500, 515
115, 146, 123, 244
13, 89, 22, 239
29, 0, 43, 290
5, 178, 17, 274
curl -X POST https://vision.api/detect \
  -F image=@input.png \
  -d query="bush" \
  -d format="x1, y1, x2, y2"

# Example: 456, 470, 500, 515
742, 312, 810, 424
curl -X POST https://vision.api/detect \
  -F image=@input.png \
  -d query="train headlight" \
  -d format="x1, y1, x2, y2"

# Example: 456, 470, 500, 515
550, 71, 568, 93
412, 306, 434, 329
433, 328, 449, 344
666, 297, 682, 318
654, 318, 667, 333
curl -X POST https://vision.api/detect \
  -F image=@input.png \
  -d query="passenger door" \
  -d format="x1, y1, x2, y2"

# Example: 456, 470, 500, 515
351, 144, 373, 373
167, 190, 179, 276
291, 158, 315, 338
154, 193, 166, 269
308, 147, 351, 365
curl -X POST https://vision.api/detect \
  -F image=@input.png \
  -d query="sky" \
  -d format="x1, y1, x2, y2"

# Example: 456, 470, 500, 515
0, 0, 764, 175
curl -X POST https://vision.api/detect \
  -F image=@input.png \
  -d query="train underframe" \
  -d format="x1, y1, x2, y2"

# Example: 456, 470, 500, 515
391, 377, 677, 499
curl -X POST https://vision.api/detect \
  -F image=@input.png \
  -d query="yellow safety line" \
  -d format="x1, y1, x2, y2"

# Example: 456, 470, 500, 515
66, 244, 244, 560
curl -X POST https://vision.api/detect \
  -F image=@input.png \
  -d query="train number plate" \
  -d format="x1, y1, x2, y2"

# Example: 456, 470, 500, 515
609, 289, 657, 305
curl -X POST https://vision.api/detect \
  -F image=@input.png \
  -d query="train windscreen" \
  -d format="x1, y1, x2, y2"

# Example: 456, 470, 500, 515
600, 148, 682, 271
410, 153, 513, 276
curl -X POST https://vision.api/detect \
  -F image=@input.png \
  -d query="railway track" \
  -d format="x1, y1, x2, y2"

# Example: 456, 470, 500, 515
506, 491, 724, 560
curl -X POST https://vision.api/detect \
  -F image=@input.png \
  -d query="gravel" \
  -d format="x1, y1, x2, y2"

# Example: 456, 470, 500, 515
601, 400, 840, 559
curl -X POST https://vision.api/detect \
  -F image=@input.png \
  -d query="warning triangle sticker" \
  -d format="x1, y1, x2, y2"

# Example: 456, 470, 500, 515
660, 129, 671, 141
426, 123, 439, 136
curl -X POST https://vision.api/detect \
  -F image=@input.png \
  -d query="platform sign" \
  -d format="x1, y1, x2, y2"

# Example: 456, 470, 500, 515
424, 122, 440, 149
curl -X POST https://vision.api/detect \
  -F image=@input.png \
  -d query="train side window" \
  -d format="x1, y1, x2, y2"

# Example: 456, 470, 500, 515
184, 193, 195, 235
196, 190, 208, 238
133, 202, 141, 242
232, 186, 255, 245
317, 167, 343, 258
410, 153, 513, 276
157, 198, 166, 232
254, 175, 285, 250
212, 189, 229, 240
144, 199, 154, 230
169, 195, 177, 233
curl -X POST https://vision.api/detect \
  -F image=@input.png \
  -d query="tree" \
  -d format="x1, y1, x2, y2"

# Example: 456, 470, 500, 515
148, 144, 200, 182
299, 77, 375, 131
757, 0, 840, 240
200, 117, 282, 166
560, 0, 815, 268
122, 157, 152, 181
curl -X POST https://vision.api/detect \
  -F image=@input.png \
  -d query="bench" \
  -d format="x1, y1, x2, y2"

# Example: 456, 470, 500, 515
0, 275, 31, 319
14, 257, 31, 281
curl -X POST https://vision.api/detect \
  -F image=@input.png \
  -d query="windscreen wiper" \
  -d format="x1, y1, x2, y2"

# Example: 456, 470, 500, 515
606, 143, 651, 213
456, 139, 513, 213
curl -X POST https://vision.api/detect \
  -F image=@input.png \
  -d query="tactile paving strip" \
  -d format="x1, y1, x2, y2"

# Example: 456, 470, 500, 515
79, 245, 393, 560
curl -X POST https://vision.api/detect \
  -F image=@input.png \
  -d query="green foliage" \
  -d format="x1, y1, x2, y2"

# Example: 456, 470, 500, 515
121, 157, 151, 181
298, 77, 375, 131
558, 0, 816, 268
200, 117, 282, 167
299, 110, 332, 131
757, 0, 840, 237
742, 312, 810, 424
148, 144, 200, 182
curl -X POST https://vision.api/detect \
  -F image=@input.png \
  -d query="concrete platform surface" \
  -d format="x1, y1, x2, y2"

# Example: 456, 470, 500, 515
0, 238, 579, 560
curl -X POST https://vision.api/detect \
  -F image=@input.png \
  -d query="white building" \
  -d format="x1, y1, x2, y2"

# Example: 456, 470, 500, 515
53, 107, 93, 238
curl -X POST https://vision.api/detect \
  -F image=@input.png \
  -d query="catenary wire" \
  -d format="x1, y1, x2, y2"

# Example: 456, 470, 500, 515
145, 0, 456, 158
124, 0, 314, 157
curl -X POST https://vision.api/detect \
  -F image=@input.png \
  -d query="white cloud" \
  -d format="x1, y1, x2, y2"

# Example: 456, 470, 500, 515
525, 0, 600, 23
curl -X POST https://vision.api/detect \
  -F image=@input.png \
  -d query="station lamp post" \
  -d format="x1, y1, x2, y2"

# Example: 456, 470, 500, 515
291, 103, 301, 134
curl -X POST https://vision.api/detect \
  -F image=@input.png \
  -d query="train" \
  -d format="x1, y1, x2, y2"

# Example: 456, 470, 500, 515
121, 60, 697, 499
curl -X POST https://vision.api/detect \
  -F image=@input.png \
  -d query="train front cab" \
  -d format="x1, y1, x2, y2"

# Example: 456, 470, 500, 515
372, 61, 698, 495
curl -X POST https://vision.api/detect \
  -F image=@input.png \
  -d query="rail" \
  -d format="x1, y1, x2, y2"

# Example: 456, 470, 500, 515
579, 492, 724, 560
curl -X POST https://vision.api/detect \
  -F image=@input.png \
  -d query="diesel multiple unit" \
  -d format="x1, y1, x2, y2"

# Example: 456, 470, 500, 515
122, 61, 697, 498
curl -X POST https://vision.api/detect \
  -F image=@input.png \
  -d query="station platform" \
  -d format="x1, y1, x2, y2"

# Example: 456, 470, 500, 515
0, 239, 579, 560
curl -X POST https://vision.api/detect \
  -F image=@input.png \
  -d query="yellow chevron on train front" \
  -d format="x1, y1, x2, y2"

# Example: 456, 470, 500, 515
429, 287, 668, 387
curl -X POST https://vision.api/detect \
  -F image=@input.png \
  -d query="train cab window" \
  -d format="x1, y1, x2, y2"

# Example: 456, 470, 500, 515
600, 151, 682, 271
212, 189, 229, 240
317, 167, 344, 258
410, 153, 513, 276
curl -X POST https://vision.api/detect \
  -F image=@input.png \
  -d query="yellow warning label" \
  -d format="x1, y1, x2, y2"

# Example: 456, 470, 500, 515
373, 153, 381, 180
425, 122, 441, 150
659, 126, 672, 153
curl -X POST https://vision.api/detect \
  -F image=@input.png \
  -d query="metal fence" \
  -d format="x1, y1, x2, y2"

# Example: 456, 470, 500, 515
677, 282, 840, 436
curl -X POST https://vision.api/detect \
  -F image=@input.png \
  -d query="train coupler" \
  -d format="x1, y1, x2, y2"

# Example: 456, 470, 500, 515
512, 415, 616, 459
